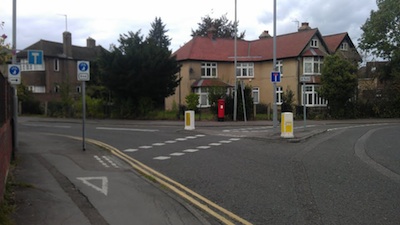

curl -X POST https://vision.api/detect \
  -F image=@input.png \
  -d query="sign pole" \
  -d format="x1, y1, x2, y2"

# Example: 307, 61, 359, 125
77, 61, 90, 151
303, 82, 307, 130
82, 81, 86, 151
272, 0, 278, 131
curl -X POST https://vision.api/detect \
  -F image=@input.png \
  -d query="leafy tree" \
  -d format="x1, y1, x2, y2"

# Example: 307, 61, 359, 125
359, 0, 400, 81
147, 17, 171, 49
281, 88, 295, 112
0, 21, 11, 69
185, 93, 199, 110
98, 31, 181, 117
191, 14, 245, 39
319, 54, 358, 118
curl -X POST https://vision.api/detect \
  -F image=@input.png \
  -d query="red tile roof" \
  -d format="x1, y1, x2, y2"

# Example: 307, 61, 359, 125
191, 78, 233, 88
323, 32, 348, 53
173, 29, 321, 62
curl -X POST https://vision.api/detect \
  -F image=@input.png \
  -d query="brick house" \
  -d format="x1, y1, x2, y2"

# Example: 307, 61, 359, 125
16, 31, 105, 112
166, 22, 361, 114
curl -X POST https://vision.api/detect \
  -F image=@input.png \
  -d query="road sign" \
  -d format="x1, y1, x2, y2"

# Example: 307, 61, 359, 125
8, 65, 21, 85
28, 50, 43, 65
77, 61, 90, 81
271, 71, 281, 83
300, 76, 311, 83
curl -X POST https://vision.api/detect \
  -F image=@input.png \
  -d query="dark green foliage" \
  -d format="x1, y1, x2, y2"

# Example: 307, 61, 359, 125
281, 88, 295, 112
98, 30, 181, 117
224, 84, 254, 120
147, 17, 171, 49
185, 93, 199, 110
208, 87, 228, 117
319, 54, 358, 118
191, 14, 245, 39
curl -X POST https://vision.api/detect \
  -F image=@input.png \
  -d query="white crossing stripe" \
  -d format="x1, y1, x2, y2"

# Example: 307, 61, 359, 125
183, 149, 199, 153
170, 152, 185, 156
154, 156, 171, 160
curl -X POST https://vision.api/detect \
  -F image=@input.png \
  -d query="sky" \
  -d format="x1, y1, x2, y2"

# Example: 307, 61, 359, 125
1, 0, 378, 53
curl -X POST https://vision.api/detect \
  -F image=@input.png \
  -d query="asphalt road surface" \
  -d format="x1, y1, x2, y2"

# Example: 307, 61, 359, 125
18, 117, 400, 224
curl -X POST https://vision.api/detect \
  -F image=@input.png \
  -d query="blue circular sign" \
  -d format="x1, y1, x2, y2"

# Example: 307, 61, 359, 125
78, 62, 89, 72
9, 66, 20, 76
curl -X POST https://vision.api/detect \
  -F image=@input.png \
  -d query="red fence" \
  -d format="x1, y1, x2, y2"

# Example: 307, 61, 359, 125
0, 73, 15, 203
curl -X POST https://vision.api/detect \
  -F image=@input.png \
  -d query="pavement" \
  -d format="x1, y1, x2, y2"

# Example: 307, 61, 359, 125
10, 117, 400, 225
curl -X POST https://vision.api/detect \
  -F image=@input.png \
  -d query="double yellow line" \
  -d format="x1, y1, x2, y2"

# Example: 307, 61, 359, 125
63, 134, 252, 225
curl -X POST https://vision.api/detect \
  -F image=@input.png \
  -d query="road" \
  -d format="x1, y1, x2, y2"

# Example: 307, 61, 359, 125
18, 117, 400, 224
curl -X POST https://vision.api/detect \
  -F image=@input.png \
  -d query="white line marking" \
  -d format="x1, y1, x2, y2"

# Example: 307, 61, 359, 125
154, 156, 171, 160
102, 156, 119, 168
170, 152, 185, 156
123, 149, 138, 152
183, 149, 199, 153
77, 176, 108, 196
153, 143, 166, 146
96, 127, 158, 132
176, 138, 187, 141
165, 140, 177, 144
186, 136, 197, 139
197, 146, 211, 149
139, 146, 153, 149
196, 134, 206, 137
209, 143, 221, 146
219, 140, 232, 143
229, 138, 241, 141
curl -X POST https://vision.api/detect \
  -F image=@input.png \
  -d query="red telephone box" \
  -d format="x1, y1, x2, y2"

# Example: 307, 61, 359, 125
217, 99, 225, 121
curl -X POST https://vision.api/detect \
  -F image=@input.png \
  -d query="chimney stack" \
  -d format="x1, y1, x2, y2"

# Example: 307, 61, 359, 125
87, 37, 96, 48
298, 22, 311, 31
259, 30, 272, 39
63, 31, 72, 57
207, 26, 217, 39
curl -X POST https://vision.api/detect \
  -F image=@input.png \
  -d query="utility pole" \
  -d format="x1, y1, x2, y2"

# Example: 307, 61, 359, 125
272, 0, 278, 130
12, 0, 18, 149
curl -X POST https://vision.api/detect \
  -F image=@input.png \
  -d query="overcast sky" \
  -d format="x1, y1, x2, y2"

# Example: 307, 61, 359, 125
1, 0, 378, 53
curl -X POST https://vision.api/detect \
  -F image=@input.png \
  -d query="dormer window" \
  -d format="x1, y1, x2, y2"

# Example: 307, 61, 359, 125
340, 42, 348, 51
310, 39, 319, 48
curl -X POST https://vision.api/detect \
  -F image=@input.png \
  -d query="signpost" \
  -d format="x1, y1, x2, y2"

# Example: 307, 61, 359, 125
300, 76, 310, 130
28, 50, 43, 65
77, 61, 90, 150
8, 65, 21, 85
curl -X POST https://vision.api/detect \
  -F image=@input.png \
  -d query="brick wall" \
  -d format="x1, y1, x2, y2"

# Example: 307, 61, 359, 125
0, 73, 14, 204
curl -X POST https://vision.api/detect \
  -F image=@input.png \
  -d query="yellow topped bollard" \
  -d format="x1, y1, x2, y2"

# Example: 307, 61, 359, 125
184, 110, 195, 130
281, 112, 294, 138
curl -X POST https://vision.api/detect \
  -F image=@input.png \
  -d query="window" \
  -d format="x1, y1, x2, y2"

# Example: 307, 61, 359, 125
340, 42, 348, 51
20, 59, 45, 71
310, 39, 319, 48
76, 86, 81, 93
54, 59, 59, 71
194, 88, 210, 107
237, 63, 254, 78
276, 60, 283, 75
252, 87, 259, 104
302, 85, 327, 106
28, 86, 46, 93
304, 57, 323, 75
201, 62, 217, 77
276, 86, 283, 105
54, 85, 60, 93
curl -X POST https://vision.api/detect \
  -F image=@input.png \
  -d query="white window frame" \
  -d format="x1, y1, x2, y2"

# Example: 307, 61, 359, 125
310, 39, 319, 48
252, 87, 259, 104
201, 62, 217, 78
340, 42, 348, 51
28, 85, 46, 93
303, 57, 323, 75
194, 87, 210, 107
276, 60, 283, 76
302, 85, 327, 107
276, 86, 283, 105
54, 59, 59, 71
20, 59, 45, 71
237, 62, 254, 78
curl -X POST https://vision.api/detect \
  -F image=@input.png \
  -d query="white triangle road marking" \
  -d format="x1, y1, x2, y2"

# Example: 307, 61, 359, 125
77, 176, 108, 196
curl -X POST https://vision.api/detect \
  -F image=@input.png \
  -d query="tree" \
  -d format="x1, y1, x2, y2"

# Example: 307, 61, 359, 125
319, 54, 358, 118
147, 17, 171, 49
0, 21, 11, 68
359, 0, 400, 81
98, 31, 181, 117
191, 14, 245, 39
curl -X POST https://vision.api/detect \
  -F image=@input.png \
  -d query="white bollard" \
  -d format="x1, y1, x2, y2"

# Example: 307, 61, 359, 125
281, 112, 294, 138
184, 110, 195, 130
